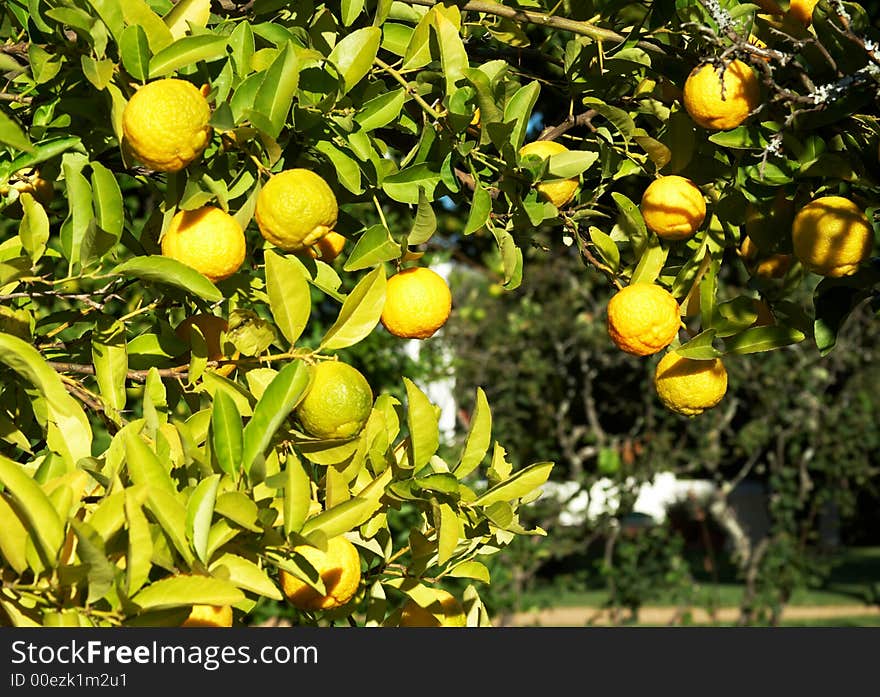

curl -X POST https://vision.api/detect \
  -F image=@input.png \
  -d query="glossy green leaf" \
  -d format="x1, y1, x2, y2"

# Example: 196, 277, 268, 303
455, 387, 491, 478
211, 390, 243, 478
0, 454, 65, 565
145, 487, 195, 567
0, 493, 28, 574
121, 0, 174, 52
163, 0, 211, 39
437, 503, 460, 565
59, 153, 93, 274
343, 225, 400, 272
91, 315, 128, 414
463, 186, 492, 235
473, 461, 554, 507
119, 26, 150, 83
433, 7, 468, 96
265, 250, 311, 347
0, 334, 92, 465
382, 164, 442, 204
504, 81, 540, 151
110, 256, 222, 302
132, 574, 245, 610
674, 330, 722, 360
407, 188, 437, 246
724, 326, 806, 355
241, 360, 311, 474
149, 34, 229, 78
355, 88, 406, 131
124, 429, 176, 493
314, 139, 363, 194
588, 226, 620, 272
0, 109, 32, 153
328, 26, 381, 94
124, 488, 153, 595
88, 161, 124, 260
300, 496, 380, 538
446, 559, 491, 583
71, 520, 117, 603
186, 474, 220, 564
250, 42, 299, 138
210, 552, 282, 600
547, 150, 599, 179
341, 0, 366, 26
320, 265, 386, 350
404, 378, 440, 470
18, 194, 49, 262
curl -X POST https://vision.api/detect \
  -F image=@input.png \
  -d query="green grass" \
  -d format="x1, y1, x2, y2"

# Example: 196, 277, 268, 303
518, 546, 880, 612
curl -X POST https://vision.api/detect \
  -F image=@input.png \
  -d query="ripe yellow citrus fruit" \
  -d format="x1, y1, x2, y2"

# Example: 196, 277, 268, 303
683, 60, 760, 131
161, 206, 246, 282
279, 536, 361, 611
400, 590, 467, 627
255, 169, 338, 251
295, 361, 373, 440
175, 314, 239, 378
739, 236, 792, 279
640, 175, 707, 240
654, 352, 728, 417
181, 605, 233, 627
2, 168, 54, 218
519, 140, 579, 208
788, 0, 819, 24
122, 78, 212, 172
303, 231, 347, 261
381, 267, 452, 340
791, 196, 873, 277
606, 283, 681, 356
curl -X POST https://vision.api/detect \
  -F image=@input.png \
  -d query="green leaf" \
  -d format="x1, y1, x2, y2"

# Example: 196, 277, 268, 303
343, 225, 400, 272
404, 378, 440, 470
124, 489, 153, 595
699, 257, 719, 329
18, 194, 49, 262
503, 81, 540, 151
446, 559, 490, 583
211, 390, 243, 478
630, 237, 668, 285
588, 226, 620, 272
241, 360, 311, 474
250, 42, 299, 139
214, 491, 260, 532
674, 329, 722, 360
0, 109, 33, 152
186, 474, 220, 564
328, 26, 381, 94
407, 187, 437, 246
0, 493, 29, 574
432, 7, 468, 96
149, 34, 229, 78
132, 574, 245, 610
723, 326, 806, 355
0, 334, 92, 465
491, 226, 523, 290
265, 250, 311, 347
320, 265, 387, 350
59, 153, 93, 274
163, 0, 211, 40
120, 0, 174, 52
455, 387, 492, 479
80, 56, 114, 90
300, 496, 380, 538
0, 454, 65, 565
382, 164, 442, 204
314, 140, 362, 195
210, 552, 283, 600
463, 186, 491, 235
437, 503, 460, 565
88, 161, 124, 260
124, 429, 176, 494
71, 521, 117, 604
341, 0, 366, 26
110, 255, 223, 302
144, 488, 195, 566
282, 452, 311, 536
355, 88, 406, 131
473, 461, 554, 507
91, 315, 128, 414
547, 150, 599, 179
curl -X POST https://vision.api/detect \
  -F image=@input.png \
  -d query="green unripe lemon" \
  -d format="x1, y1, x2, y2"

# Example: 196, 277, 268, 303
295, 361, 373, 440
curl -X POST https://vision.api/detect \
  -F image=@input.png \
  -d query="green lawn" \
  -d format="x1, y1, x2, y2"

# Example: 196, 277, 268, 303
518, 546, 880, 612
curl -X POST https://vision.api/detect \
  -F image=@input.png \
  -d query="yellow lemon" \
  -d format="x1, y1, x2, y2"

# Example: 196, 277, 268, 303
161, 206, 246, 282
255, 169, 338, 251
606, 283, 681, 356
683, 60, 760, 131
788, 0, 819, 24
294, 361, 373, 440
519, 140, 580, 208
640, 175, 707, 240
400, 590, 467, 627
122, 78, 212, 172
381, 267, 452, 340
654, 352, 728, 417
791, 196, 873, 277
174, 314, 239, 378
181, 605, 233, 627
739, 236, 793, 279
279, 536, 361, 611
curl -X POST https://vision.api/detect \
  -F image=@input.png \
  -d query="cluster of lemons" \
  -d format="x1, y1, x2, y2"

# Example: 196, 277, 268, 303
121, 77, 462, 627
603, 57, 874, 417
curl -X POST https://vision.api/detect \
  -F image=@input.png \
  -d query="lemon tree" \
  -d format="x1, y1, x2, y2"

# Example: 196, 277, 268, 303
0, 0, 878, 628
